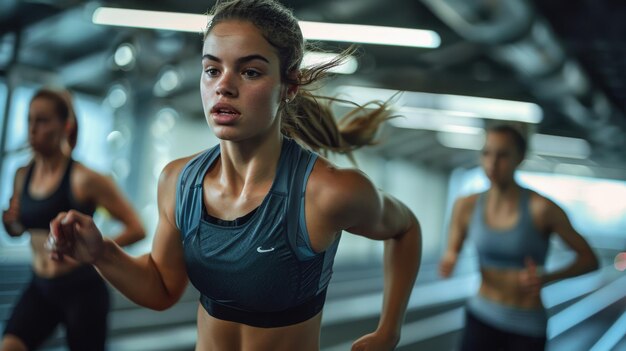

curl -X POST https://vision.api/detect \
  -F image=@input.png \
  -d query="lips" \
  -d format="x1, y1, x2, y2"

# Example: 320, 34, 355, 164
210, 103, 241, 124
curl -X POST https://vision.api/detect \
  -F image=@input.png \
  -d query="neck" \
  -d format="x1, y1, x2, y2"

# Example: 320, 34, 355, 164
488, 180, 521, 202
217, 130, 284, 195
33, 150, 68, 173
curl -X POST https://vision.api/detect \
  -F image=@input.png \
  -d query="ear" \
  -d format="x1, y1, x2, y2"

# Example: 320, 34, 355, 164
63, 119, 74, 136
283, 70, 299, 101
285, 84, 298, 102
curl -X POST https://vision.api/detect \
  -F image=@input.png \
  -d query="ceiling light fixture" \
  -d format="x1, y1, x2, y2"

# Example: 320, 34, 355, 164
302, 52, 358, 74
92, 7, 441, 48
298, 21, 440, 48
337, 85, 543, 124
530, 133, 591, 159
93, 7, 204, 33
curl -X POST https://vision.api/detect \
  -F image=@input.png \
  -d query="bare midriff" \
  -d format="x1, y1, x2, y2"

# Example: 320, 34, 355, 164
195, 304, 322, 351
479, 267, 543, 309
29, 229, 82, 278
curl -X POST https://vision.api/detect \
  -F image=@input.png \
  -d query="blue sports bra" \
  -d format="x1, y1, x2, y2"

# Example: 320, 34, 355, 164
176, 138, 341, 328
468, 189, 549, 269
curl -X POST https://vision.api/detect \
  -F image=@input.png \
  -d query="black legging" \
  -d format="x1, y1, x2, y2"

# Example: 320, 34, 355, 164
3, 265, 110, 351
460, 310, 547, 351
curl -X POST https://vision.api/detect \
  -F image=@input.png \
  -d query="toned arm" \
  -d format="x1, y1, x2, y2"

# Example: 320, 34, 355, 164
2, 167, 27, 236
306, 161, 421, 348
78, 164, 145, 246
537, 196, 598, 285
51, 159, 190, 310
439, 196, 474, 277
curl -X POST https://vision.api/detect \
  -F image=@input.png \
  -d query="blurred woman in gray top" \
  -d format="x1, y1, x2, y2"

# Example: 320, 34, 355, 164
439, 124, 598, 351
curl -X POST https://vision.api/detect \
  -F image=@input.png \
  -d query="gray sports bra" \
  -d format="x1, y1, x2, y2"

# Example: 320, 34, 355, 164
468, 189, 549, 269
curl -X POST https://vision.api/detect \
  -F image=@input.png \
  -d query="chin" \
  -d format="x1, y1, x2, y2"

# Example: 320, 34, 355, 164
487, 175, 501, 184
212, 128, 246, 142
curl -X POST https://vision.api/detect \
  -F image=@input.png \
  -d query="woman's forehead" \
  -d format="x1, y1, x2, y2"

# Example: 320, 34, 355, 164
485, 132, 516, 148
30, 97, 56, 110
203, 20, 274, 55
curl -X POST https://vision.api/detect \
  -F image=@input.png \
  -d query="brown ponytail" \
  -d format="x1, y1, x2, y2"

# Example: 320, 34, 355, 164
281, 89, 396, 161
59, 90, 79, 152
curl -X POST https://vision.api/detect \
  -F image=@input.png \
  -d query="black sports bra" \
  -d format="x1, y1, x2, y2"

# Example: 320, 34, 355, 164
18, 159, 96, 230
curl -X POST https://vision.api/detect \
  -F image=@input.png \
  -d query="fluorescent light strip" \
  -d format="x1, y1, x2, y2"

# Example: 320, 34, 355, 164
337, 85, 543, 124
92, 7, 206, 33
298, 21, 440, 48
302, 52, 358, 74
336, 102, 485, 134
389, 113, 483, 135
436, 131, 486, 150
92, 7, 440, 48
530, 133, 591, 159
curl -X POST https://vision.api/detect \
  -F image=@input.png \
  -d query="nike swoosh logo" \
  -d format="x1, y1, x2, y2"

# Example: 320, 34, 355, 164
256, 246, 275, 253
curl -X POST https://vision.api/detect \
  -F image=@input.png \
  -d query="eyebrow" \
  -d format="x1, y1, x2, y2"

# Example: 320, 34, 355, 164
202, 54, 270, 65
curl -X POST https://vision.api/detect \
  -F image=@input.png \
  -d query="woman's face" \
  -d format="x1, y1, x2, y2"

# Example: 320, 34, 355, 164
28, 97, 65, 153
200, 20, 288, 142
481, 131, 523, 185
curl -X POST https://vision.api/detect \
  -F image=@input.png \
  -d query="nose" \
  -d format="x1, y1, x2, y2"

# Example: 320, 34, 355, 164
482, 155, 495, 171
215, 71, 237, 98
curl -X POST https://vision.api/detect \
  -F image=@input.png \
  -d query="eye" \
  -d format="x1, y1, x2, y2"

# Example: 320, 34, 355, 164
242, 69, 261, 78
204, 67, 219, 77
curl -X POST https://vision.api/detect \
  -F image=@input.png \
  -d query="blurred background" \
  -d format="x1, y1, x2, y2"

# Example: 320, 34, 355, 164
0, 0, 625, 350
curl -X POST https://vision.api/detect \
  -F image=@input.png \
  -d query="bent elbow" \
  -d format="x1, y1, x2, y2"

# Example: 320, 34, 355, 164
151, 302, 174, 311
129, 225, 147, 244
135, 228, 147, 241
143, 296, 177, 311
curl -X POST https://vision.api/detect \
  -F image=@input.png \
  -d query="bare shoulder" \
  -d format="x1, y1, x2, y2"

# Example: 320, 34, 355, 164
157, 154, 203, 228
158, 154, 199, 188
15, 165, 29, 177
528, 189, 564, 227
455, 193, 480, 217
69, 162, 116, 202
304, 157, 385, 237
69, 161, 105, 190
528, 189, 559, 214
11, 165, 30, 194
14, 165, 29, 182
307, 157, 378, 213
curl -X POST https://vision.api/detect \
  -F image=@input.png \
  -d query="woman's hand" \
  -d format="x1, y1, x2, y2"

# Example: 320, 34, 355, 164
439, 251, 458, 278
3, 207, 25, 237
518, 257, 542, 298
351, 330, 400, 351
48, 210, 104, 264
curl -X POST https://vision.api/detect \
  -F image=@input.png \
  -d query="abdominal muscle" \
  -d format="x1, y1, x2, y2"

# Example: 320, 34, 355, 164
195, 305, 322, 351
29, 229, 82, 278
479, 267, 543, 309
